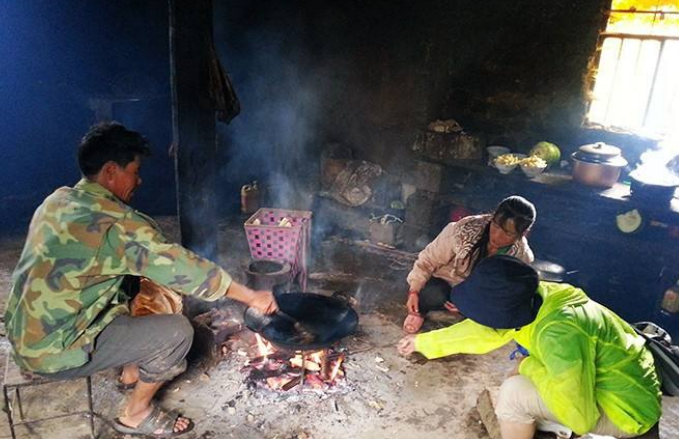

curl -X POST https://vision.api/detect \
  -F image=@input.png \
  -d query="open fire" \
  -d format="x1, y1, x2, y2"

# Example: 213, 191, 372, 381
242, 334, 347, 392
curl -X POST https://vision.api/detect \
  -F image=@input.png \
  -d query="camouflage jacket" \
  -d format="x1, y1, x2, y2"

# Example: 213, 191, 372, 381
4, 179, 232, 373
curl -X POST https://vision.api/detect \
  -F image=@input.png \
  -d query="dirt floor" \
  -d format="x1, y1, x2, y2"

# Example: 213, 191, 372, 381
0, 215, 677, 439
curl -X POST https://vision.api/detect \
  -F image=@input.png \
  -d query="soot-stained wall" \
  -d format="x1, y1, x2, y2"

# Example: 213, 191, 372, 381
213, 0, 636, 194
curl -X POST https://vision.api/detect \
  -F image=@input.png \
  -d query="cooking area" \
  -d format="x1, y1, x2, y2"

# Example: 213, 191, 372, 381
2, 0, 679, 438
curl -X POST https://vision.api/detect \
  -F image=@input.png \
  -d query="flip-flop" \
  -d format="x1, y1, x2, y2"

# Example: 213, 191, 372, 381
112, 404, 194, 438
403, 312, 425, 334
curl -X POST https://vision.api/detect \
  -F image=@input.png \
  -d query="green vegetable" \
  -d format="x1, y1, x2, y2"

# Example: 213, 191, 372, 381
616, 209, 643, 234
530, 141, 561, 166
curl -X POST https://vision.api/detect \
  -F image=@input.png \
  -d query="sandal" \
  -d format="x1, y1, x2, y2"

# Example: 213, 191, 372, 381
403, 312, 425, 334
112, 404, 194, 438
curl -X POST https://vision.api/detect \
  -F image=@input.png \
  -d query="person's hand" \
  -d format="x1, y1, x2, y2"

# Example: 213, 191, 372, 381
397, 334, 417, 356
247, 290, 278, 314
224, 282, 278, 314
406, 291, 419, 314
443, 301, 459, 313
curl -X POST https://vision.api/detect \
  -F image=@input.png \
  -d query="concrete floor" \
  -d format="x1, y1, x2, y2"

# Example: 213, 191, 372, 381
0, 215, 677, 439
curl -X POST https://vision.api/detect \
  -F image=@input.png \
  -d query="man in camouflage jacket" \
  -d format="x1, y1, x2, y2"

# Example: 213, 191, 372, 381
5, 122, 277, 436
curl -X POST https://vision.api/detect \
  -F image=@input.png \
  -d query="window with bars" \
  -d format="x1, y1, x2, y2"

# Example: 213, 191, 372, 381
586, 1, 679, 139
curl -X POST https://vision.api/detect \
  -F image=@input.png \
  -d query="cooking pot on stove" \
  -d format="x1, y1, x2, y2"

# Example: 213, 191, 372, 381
629, 169, 679, 207
571, 142, 627, 188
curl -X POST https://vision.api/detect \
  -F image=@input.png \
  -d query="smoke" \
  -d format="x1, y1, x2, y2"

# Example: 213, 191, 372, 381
214, 15, 326, 210
631, 137, 679, 185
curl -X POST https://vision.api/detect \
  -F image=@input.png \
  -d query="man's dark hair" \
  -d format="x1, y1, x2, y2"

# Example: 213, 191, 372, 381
78, 121, 152, 177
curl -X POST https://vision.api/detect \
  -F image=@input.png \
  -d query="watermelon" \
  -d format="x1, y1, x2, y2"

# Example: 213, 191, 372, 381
530, 141, 561, 166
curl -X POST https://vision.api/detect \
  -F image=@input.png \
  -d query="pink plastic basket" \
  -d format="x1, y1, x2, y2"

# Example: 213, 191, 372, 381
244, 208, 312, 290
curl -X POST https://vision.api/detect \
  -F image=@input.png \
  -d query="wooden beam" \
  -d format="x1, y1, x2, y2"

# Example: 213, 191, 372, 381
169, 0, 219, 261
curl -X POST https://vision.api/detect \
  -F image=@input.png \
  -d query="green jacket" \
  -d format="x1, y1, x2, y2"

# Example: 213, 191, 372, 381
5, 179, 231, 374
415, 281, 661, 436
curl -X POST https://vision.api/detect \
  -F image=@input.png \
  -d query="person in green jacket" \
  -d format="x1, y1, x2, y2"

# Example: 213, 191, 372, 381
397, 255, 661, 439
5, 122, 278, 437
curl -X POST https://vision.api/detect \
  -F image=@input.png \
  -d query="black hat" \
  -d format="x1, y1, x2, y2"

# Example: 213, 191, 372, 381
450, 255, 541, 329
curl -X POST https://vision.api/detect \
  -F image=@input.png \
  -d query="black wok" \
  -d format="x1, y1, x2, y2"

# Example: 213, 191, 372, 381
244, 292, 359, 351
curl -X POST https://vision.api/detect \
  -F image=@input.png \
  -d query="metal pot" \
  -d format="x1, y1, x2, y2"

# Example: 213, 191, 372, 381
245, 260, 291, 292
571, 142, 627, 188
630, 171, 679, 206
531, 259, 566, 282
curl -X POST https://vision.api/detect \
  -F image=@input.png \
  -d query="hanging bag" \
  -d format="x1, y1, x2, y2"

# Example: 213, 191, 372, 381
633, 321, 679, 397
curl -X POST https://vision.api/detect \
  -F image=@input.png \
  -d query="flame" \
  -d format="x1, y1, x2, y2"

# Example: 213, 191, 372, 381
289, 354, 321, 371
245, 338, 347, 390
309, 351, 323, 364
255, 333, 274, 357
329, 355, 344, 381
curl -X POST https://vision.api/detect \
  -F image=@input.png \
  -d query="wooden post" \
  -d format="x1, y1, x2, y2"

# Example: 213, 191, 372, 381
168, 0, 218, 261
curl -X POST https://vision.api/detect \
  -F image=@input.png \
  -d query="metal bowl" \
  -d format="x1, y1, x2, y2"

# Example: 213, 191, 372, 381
531, 259, 566, 282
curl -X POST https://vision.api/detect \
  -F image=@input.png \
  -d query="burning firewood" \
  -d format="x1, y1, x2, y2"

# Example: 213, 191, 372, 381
289, 355, 321, 371
266, 375, 296, 390
281, 375, 305, 391
304, 374, 326, 390
240, 332, 348, 392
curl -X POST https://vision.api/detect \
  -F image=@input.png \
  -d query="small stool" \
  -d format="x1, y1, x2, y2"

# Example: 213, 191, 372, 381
2, 356, 96, 439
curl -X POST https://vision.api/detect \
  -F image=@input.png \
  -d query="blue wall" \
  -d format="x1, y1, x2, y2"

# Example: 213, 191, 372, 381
0, 1, 175, 234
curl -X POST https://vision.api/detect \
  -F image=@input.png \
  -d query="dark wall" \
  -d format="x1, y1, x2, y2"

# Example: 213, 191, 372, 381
3, 1, 648, 222
2, 0, 622, 230
211, 0, 657, 189
0, 1, 174, 234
